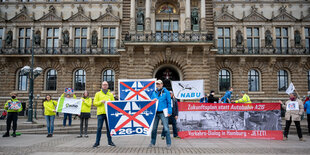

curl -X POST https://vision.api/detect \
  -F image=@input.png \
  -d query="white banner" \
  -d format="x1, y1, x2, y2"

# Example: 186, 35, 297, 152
286, 83, 295, 95
56, 98, 82, 115
171, 80, 204, 99
286, 101, 299, 111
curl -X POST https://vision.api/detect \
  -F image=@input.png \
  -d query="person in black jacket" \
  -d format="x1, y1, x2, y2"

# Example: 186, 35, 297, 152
208, 90, 219, 103
161, 91, 180, 139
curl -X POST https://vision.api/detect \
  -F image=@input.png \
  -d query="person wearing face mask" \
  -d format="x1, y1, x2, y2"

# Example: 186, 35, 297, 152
77, 91, 92, 138
149, 80, 172, 150
43, 95, 57, 138
3, 92, 23, 137
279, 93, 304, 141
208, 90, 219, 103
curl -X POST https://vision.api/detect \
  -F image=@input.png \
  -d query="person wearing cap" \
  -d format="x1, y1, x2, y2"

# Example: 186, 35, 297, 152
93, 81, 115, 147
60, 90, 77, 127
3, 92, 23, 137
208, 90, 219, 103
161, 91, 180, 139
232, 91, 251, 104
149, 80, 172, 149
220, 87, 233, 103
279, 93, 304, 141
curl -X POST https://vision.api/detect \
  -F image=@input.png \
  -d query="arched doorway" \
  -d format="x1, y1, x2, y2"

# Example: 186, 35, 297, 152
154, 65, 181, 91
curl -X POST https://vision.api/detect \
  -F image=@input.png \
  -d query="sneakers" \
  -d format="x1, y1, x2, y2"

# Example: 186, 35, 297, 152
77, 135, 83, 138
47, 134, 53, 138
93, 143, 99, 148
166, 144, 172, 150
299, 138, 306, 141
84, 134, 89, 138
148, 144, 155, 148
283, 137, 288, 141
161, 136, 165, 140
12, 133, 16, 137
174, 136, 181, 139
2, 132, 9, 137
108, 142, 116, 147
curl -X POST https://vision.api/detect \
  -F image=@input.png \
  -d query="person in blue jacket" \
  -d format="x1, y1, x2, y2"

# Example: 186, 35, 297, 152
304, 99, 310, 136
220, 87, 233, 103
149, 80, 172, 149
199, 92, 208, 103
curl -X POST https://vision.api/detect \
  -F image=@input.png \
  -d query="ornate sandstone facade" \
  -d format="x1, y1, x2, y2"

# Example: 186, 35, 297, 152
0, 0, 309, 112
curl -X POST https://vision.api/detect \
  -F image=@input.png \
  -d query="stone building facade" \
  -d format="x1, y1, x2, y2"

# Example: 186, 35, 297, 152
0, 0, 309, 111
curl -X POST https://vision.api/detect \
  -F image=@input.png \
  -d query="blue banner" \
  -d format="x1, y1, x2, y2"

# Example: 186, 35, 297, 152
106, 100, 158, 136
118, 79, 156, 101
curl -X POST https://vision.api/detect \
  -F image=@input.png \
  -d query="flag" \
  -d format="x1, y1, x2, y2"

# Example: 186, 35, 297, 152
56, 97, 82, 115
171, 80, 204, 99
286, 83, 295, 95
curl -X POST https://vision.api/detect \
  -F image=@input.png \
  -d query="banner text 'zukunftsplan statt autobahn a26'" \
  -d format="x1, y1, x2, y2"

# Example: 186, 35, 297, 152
177, 103, 283, 140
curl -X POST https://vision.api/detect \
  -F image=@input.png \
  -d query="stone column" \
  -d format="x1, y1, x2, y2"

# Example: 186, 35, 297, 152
200, 0, 206, 31
185, 0, 191, 31
145, 0, 151, 33
130, 0, 136, 33
116, 27, 119, 48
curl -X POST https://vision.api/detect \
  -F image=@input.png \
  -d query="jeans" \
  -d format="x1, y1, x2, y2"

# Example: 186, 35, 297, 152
80, 118, 89, 135
151, 113, 171, 145
95, 114, 112, 145
63, 113, 72, 126
161, 116, 178, 137
6, 112, 18, 133
45, 115, 55, 134
284, 117, 303, 138
307, 114, 310, 134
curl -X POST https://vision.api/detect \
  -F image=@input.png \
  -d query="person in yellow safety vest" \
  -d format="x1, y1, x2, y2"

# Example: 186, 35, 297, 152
43, 95, 57, 138
233, 91, 252, 103
77, 91, 92, 138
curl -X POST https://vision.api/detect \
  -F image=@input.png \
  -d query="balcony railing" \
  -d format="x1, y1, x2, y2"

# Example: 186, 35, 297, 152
217, 47, 310, 55
124, 33, 214, 43
0, 47, 119, 55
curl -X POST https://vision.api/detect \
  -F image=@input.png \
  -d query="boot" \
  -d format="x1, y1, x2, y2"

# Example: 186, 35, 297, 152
2, 132, 9, 137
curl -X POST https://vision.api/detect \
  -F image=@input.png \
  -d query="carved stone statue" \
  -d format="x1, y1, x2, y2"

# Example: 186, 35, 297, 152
63, 31, 69, 46
34, 31, 41, 46
5, 31, 13, 46
91, 31, 98, 46
294, 30, 301, 46
136, 8, 144, 25
236, 30, 243, 46
265, 30, 273, 47
191, 8, 199, 25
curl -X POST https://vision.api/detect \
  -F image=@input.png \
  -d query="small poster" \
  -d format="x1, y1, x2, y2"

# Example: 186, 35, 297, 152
286, 101, 299, 111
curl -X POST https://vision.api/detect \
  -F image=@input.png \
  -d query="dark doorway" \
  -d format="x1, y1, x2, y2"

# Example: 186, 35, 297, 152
155, 67, 180, 91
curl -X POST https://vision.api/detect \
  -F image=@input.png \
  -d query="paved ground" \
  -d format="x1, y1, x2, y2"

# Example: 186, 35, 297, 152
1, 134, 310, 155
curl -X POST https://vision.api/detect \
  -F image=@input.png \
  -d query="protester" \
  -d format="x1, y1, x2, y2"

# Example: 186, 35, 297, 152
304, 91, 310, 104
149, 80, 172, 149
200, 93, 208, 103
280, 93, 304, 141
161, 91, 180, 139
208, 90, 219, 103
93, 81, 115, 147
232, 91, 251, 103
304, 97, 310, 136
3, 92, 23, 137
61, 90, 77, 127
43, 95, 57, 138
220, 87, 233, 103
77, 91, 92, 138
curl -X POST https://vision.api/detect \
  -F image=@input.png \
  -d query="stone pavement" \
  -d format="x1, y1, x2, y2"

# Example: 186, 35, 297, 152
1, 134, 310, 155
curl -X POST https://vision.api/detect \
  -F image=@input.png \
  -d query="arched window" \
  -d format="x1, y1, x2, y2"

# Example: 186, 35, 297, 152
219, 69, 231, 92
248, 69, 260, 91
46, 69, 57, 91
102, 69, 115, 91
17, 70, 28, 91
278, 70, 289, 91
74, 69, 86, 91
308, 70, 310, 91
